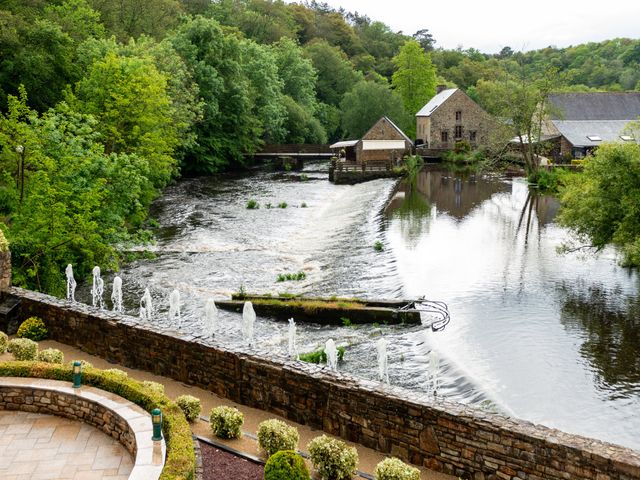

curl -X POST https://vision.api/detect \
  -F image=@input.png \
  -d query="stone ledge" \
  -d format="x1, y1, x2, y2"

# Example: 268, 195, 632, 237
0, 377, 166, 480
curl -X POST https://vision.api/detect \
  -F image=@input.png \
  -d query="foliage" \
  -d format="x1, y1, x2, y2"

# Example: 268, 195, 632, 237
374, 457, 420, 480
257, 419, 300, 457
0, 360, 195, 480
277, 272, 306, 282
68, 359, 93, 369
103, 368, 128, 380
37, 348, 64, 364
0, 331, 8, 354
246, 199, 260, 209
264, 450, 310, 480
175, 394, 202, 422
16, 316, 48, 341
527, 168, 573, 193
391, 40, 437, 117
141, 380, 165, 395
558, 143, 640, 267
374, 241, 384, 252
299, 346, 346, 364
340, 81, 410, 139
307, 435, 359, 480
209, 406, 244, 439
7, 338, 38, 360
278, 202, 289, 209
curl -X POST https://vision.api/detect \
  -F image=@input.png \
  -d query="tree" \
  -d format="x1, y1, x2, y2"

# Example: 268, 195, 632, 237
412, 29, 435, 52
391, 40, 437, 118
558, 143, 640, 267
44, 0, 105, 42
340, 81, 410, 139
69, 51, 179, 187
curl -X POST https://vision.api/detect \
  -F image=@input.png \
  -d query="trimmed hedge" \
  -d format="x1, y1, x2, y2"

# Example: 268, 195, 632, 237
257, 419, 299, 457
210, 406, 244, 439
175, 395, 201, 423
16, 316, 48, 341
0, 331, 8, 354
0, 361, 195, 480
7, 338, 38, 360
375, 457, 420, 480
37, 348, 64, 364
264, 450, 310, 480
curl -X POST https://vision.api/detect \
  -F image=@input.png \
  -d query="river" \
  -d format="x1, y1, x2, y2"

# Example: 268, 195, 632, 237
90, 162, 640, 450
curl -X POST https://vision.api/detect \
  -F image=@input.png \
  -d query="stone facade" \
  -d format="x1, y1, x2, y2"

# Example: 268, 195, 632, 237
417, 89, 494, 152
357, 117, 413, 163
6, 287, 640, 480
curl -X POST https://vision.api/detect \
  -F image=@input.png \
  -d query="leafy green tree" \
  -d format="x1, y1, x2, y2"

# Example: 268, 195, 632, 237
273, 37, 318, 111
391, 40, 437, 119
412, 29, 435, 52
340, 80, 410, 139
44, 0, 105, 42
168, 16, 260, 173
281, 95, 327, 144
559, 143, 640, 267
68, 52, 179, 187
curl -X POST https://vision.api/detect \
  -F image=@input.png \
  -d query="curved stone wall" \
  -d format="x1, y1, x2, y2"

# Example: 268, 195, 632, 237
7, 287, 640, 480
0, 376, 166, 480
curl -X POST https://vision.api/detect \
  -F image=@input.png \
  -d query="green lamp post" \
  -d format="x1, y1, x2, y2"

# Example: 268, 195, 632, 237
152, 408, 163, 441
72, 361, 82, 388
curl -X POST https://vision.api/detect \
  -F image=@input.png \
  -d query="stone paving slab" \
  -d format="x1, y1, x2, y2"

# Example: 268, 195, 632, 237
0, 411, 132, 480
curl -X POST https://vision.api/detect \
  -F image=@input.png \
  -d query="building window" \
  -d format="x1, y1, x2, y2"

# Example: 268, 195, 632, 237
455, 111, 462, 122
441, 131, 449, 143
469, 131, 477, 142
455, 125, 463, 139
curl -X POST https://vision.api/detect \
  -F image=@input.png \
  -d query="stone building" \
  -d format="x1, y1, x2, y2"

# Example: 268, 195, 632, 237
330, 116, 413, 165
415, 87, 494, 155
542, 92, 640, 159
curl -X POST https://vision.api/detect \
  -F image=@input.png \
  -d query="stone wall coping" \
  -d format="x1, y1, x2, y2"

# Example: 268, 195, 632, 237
0, 376, 166, 480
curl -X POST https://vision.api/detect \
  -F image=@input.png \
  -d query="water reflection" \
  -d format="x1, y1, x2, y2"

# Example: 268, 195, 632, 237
560, 284, 640, 399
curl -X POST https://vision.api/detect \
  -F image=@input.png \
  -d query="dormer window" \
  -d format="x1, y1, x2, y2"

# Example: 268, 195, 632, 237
587, 135, 602, 142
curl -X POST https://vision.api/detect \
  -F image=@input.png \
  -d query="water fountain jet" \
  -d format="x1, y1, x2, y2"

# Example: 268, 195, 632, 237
169, 289, 181, 326
204, 299, 218, 337
325, 339, 338, 372
242, 301, 255, 346
65, 264, 76, 303
430, 350, 439, 396
376, 337, 389, 384
91, 266, 104, 309
111, 276, 123, 313
140, 288, 154, 322
287, 318, 298, 360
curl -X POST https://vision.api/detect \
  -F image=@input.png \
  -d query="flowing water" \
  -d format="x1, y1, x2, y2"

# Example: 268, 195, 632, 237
80, 162, 639, 450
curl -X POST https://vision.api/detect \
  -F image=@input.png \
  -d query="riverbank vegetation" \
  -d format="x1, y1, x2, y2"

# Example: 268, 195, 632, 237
2, 1, 640, 293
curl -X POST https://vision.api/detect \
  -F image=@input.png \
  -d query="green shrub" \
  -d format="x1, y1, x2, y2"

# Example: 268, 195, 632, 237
37, 348, 64, 364
307, 435, 358, 480
247, 199, 260, 209
16, 317, 47, 341
264, 450, 310, 480
257, 419, 299, 457
301, 202, 308, 208
210, 406, 244, 439
176, 395, 202, 422
141, 380, 165, 395
374, 457, 420, 480
8, 338, 38, 360
299, 346, 346, 364
0, 361, 195, 480
276, 272, 306, 282
103, 368, 128, 381
278, 202, 288, 209
67, 359, 93, 369
373, 241, 384, 252
0, 331, 8, 354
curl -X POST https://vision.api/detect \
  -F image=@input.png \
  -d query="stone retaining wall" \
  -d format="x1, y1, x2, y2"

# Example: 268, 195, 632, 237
0, 377, 166, 479
8, 287, 640, 480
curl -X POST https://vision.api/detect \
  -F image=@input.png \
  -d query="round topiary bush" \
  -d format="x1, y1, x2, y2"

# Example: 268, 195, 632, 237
0, 331, 8, 354
37, 348, 64, 364
16, 317, 47, 341
141, 380, 165, 395
374, 457, 420, 480
307, 435, 358, 480
209, 406, 244, 439
176, 395, 201, 423
264, 450, 310, 480
7, 338, 38, 361
258, 419, 299, 457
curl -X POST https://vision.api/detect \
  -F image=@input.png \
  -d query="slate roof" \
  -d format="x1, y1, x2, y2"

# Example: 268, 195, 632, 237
415, 89, 458, 117
553, 120, 636, 147
548, 92, 640, 120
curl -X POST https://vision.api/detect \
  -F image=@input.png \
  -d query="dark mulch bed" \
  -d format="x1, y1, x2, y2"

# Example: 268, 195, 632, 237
200, 441, 264, 480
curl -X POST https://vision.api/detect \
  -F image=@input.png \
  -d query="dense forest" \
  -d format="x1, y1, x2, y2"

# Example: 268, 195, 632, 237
1, 0, 639, 293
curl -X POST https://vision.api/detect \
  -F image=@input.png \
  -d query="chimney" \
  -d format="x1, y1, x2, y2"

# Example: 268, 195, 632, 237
436, 84, 447, 94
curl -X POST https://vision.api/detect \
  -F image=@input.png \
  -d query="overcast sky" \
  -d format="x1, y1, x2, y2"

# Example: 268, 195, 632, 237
295, 0, 640, 53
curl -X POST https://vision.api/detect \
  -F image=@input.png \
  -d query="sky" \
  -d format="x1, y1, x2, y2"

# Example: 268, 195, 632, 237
291, 0, 640, 53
